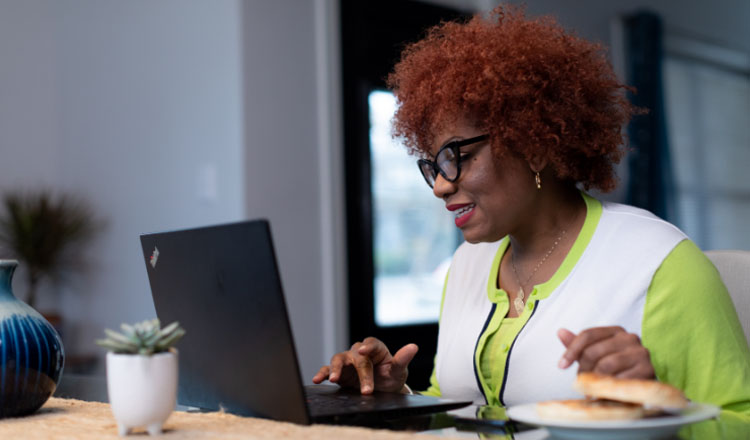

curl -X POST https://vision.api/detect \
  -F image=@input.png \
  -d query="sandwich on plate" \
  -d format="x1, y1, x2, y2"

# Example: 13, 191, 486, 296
536, 372, 689, 421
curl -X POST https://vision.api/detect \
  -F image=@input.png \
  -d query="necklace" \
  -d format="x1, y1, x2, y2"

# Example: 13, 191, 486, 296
510, 229, 566, 315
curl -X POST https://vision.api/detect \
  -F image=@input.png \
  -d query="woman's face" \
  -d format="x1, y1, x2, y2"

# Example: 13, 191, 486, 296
429, 122, 535, 243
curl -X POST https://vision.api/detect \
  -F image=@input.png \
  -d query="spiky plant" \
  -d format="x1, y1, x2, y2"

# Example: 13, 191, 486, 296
96, 319, 185, 355
0, 190, 102, 308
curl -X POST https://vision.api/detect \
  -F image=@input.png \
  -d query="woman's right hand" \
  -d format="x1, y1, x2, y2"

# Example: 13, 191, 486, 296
311, 337, 418, 395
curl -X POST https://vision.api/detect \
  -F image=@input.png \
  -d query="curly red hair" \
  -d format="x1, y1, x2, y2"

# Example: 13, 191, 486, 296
387, 5, 637, 192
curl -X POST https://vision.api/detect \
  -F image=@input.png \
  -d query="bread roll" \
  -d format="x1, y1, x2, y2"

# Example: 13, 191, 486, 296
574, 372, 689, 410
536, 398, 644, 421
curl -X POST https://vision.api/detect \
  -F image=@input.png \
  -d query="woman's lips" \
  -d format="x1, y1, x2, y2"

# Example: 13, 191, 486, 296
448, 203, 476, 228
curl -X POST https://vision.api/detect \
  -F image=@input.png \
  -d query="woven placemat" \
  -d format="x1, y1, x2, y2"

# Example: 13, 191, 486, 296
0, 398, 461, 439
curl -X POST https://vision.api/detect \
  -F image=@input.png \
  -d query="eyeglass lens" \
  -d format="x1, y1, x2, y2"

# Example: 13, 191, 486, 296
419, 161, 437, 187
417, 134, 488, 188
436, 147, 458, 180
419, 146, 459, 188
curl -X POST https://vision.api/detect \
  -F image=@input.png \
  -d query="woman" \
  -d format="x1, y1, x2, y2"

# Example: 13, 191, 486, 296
313, 6, 750, 414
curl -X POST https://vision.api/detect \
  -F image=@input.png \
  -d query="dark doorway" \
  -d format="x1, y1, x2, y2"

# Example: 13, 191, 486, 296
341, 0, 468, 391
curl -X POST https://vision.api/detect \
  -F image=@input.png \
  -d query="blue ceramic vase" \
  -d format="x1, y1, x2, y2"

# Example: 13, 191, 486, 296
0, 260, 64, 417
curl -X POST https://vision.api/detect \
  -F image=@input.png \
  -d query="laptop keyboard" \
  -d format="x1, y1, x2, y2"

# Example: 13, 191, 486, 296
306, 391, 348, 408
306, 389, 380, 410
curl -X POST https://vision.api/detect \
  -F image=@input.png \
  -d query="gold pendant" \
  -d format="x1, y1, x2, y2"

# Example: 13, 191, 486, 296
514, 287, 525, 315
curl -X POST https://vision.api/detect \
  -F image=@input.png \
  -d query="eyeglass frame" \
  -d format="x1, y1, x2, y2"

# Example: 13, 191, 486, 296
416, 134, 489, 188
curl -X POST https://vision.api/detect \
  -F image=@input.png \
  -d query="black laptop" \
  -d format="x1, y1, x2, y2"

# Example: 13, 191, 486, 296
139, 219, 470, 425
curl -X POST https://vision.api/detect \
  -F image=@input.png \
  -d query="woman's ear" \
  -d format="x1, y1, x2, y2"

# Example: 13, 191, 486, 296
528, 154, 548, 174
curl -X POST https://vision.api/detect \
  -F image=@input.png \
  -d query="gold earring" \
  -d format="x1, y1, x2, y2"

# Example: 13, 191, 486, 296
535, 172, 541, 190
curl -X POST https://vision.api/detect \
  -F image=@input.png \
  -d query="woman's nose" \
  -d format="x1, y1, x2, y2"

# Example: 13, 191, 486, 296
432, 173, 456, 199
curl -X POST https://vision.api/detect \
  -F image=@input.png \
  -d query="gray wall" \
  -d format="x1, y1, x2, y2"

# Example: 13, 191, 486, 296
240, 0, 346, 383
0, 0, 345, 384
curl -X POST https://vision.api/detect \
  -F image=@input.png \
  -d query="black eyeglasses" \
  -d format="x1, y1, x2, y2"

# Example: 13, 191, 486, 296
417, 134, 489, 188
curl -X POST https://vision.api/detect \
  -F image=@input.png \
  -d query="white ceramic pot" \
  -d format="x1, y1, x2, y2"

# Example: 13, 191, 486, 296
106, 350, 178, 436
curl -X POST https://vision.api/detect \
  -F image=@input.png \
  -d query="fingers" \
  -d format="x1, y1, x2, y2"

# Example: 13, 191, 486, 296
557, 328, 576, 348
557, 326, 655, 379
329, 352, 347, 382
613, 355, 655, 379
358, 339, 418, 371
312, 365, 330, 384
392, 343, 419, 369
558, 327, 623, 369
588, 347, 654, 378
329, 342, 377, 394
575, 332, 640, 372
357, 337, 391, 365
352, 352, 375, 394
351, 338, 387, 394
314, 338, 419, 394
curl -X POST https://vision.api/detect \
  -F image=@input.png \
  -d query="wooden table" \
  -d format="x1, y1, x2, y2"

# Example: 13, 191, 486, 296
0, 398, 466, 439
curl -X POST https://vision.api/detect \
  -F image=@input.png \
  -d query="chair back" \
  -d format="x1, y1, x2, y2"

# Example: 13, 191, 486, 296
705, 250, 750, 345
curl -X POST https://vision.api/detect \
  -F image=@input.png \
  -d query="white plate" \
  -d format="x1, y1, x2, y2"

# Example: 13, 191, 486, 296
506, 402, 720, 440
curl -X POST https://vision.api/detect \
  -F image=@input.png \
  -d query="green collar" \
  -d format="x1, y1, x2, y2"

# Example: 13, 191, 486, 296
487, 192, 602, 303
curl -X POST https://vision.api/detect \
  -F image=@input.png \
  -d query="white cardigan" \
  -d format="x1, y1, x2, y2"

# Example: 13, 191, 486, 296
432, 195, 686, 405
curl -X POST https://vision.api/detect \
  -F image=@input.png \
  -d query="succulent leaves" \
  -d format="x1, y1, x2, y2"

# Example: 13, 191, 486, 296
96, 319, 185, 355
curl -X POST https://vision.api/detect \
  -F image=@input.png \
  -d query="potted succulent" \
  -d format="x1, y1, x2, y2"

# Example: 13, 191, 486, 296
96, 319, 185, 436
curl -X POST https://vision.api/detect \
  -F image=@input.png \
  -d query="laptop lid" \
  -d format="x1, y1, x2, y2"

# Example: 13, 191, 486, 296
140, 220, 310, 424
140, 219, 470, 425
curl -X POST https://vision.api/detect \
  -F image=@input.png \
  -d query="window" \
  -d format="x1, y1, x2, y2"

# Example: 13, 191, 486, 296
663, 36, 750, 250
369, 91, 461, 326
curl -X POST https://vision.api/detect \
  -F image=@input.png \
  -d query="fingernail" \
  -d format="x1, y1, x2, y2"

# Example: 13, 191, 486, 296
361, 385, 372, 393
330, 373, 338, 381
558, 358, 569, 369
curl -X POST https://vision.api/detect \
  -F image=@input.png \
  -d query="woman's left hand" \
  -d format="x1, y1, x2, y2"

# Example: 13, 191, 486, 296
557, 327, 655, 379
